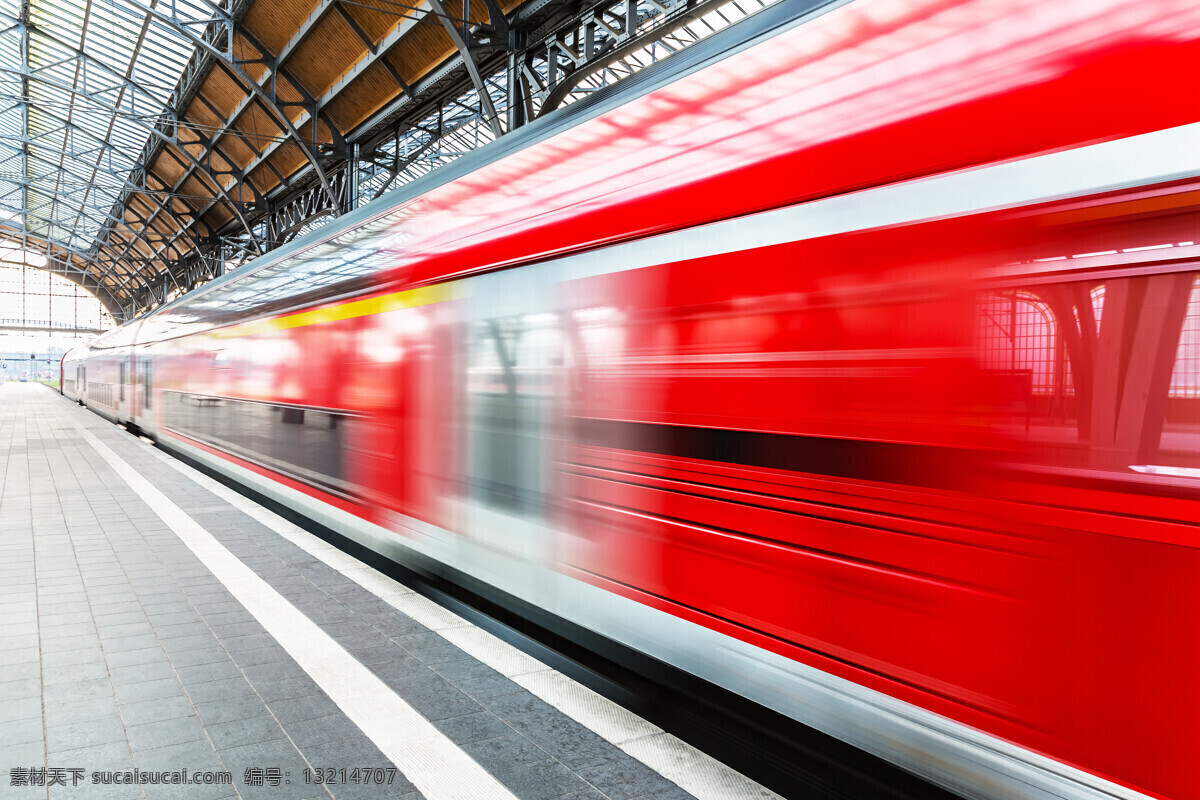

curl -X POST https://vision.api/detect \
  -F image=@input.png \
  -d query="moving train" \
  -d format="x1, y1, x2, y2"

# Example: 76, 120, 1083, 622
63, 0, 1200, 797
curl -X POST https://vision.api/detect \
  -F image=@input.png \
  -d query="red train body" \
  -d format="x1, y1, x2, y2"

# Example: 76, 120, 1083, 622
64, 0, 1200, 797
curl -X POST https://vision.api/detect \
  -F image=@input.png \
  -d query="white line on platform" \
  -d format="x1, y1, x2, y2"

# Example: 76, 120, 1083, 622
69, 419, 519, 800
144, 431, 782, 800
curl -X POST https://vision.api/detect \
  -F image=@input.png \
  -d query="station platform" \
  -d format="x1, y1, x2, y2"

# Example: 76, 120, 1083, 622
0, 384, 776, 800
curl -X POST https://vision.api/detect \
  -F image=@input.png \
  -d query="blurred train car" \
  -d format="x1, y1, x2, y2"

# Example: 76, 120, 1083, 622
63, 0, 1200, 797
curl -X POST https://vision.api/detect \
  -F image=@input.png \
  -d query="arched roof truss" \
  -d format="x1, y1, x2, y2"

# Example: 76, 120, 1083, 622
0, 0, 778, 322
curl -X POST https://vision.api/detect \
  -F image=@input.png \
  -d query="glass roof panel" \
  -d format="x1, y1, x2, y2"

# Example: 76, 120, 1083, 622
0, 0, 216, 277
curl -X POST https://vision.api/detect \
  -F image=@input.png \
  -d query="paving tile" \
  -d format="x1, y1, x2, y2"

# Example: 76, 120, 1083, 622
433, 711, 514, 745
491, 760, 592, 800
538, 732, 628, 771
390, 630, 476, 663
299, 737, 417, 797
94, 611, 151, 627
448, 671, 524, 702
193, 696, 272, 726
209, 621, 265, 640
42, 678, 114, 705
242, 660, 308, 686
146, 610, 203, 626
0, 717, 43, 747
217, 739, 312, 800
252, 675, 321, 704
119, 694, 196, 726
39, 613, 96, 629
557, 789, 608, 800
483, 691, 558, 720
1, 695, 46, 724
461, 733, 551, 773
229, 646, 290, 668
47, 771, 147, 800
204, 715, 287, 750
97, 622, 155, 640
126, 715, 208, 752
46, 715, 128, 753
183, 677, 259, 706
154, 622, 214, 640
268, 692, 340, 725
39, 601, 93, 615
141, 780, 239, 800
631, 787, 697, 800
20, 639, 72, 657
114, 677, 184, 705
161, 634, 220, 654
44, 695, 121, 726
140, 601, 195, 617
575, 761, 680, 800
90, 601, 144, 617
402, 686, 483, 722
343, 644, 403, 667
103, 634, 161, 653
176, 660, 243, 685
166, 646, 229, 669
107, 646, 169, 668
40, 622, 98, 639
109, 660, 177, 686
134, 741, 235, 800
505, 711, 592, 744
285, 714, 365, 749
0, 740, 43, 776
201, 610, 255, 627
42, 647, 107, 670
45, 740, 134, 771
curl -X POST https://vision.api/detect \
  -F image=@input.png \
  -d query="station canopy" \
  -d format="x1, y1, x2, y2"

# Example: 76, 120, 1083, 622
0, 0, 776, 324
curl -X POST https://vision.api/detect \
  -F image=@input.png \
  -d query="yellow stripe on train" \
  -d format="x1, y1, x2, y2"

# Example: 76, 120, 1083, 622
213, 282, 460, 339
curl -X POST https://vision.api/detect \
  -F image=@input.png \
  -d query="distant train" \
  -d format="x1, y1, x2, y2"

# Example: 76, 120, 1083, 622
63, 0, 1200, 797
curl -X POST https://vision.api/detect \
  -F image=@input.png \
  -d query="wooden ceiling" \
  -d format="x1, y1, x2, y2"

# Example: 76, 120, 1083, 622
92, 0, 520, 314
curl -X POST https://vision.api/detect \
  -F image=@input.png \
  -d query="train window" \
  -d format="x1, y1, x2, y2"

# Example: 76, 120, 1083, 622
977, 271, 1200, 476
302, 411, 344, 483
241, 402, 276, 466
466, 314, 563, 515
161, 391, 353, 495
1134, 276, 1200, 478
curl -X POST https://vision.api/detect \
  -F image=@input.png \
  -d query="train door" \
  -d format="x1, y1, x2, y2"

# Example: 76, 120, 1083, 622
118, 357, 128, 420
140, 356, 153, 429
458, 266, 565, 578
79, 364, 86, 404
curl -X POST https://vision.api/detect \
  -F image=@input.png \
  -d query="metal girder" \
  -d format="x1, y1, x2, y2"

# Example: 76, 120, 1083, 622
0, 0, 273, 319
147, 0, 437, 260
426, 0, 504, 137
0, 227, 131, 316
206, 0, 772, 256
0, 193, 173, 293
209, 0, 777, 252
3, 62, 262, 253
0, 321, 107, 334
23, 106, 201, 253
1, 0, 778, 325
119, 0, 342, 219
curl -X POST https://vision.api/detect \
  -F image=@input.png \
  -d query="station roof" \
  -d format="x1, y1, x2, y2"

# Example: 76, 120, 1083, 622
0, 0, 774, 321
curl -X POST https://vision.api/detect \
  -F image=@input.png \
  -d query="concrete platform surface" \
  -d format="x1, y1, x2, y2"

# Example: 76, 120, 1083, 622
0, 384, 777, 800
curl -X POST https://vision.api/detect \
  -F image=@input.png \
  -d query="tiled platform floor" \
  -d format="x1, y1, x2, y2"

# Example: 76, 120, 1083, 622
0, 384, 774, 800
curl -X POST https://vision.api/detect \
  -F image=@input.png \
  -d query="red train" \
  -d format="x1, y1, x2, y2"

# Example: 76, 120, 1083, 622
64, 0, 1200, 797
